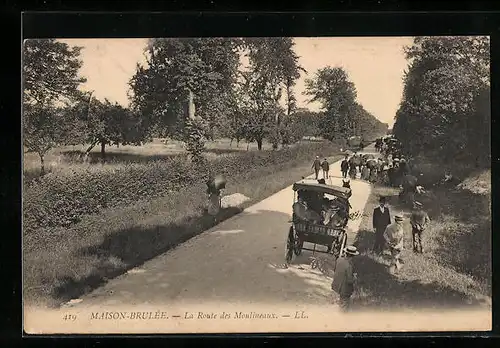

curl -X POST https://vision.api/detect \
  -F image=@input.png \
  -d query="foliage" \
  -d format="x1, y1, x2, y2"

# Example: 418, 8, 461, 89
242, 38, 305, 149
393, 36, 490, 166
23, 39, 87, 106
23, 39, 87, 173
128, 38, 242, 156
69, 94, 145, 159
23, 141, 340, 234
304, 66, 388, 142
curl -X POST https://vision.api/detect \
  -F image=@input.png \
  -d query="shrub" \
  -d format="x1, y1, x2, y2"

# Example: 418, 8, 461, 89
23, 141, 340, 235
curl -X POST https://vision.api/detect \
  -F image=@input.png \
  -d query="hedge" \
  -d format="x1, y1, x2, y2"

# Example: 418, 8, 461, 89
23, 141, 340, 235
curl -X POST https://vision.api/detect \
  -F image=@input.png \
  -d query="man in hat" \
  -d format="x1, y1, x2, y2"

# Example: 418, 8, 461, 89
321, 158, 330, 180
372, 196, 392, 254
331, 246, 359, 311
410, 201, 430, 253
341, 154, 349, 178
312, 156, 321, 180
384, 214, 405, 273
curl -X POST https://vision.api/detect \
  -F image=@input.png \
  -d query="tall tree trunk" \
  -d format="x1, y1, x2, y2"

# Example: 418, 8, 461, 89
257, 138, 263, 151
85, 140, 99, 154
39, 153, 45, 175
100, 140, 106, 162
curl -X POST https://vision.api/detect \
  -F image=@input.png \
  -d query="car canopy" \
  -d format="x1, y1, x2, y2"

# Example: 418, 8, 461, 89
293, 181, 352, 200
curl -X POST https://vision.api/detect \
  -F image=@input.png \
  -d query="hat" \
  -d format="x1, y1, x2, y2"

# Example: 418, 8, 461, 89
395, 214, 404, 221
379, 196, 387, 203
345, 246, 359, 256
414, 201, 423, 207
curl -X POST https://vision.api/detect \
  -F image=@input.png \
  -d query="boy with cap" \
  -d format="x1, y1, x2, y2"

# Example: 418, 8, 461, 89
410, 201, 430, 253
331, 246, 360, 312
384, 214, 405, 273
372, 196, 392, 254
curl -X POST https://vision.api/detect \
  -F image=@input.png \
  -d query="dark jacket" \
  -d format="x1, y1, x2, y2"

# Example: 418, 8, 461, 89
331, 257, 355, 297
321, 160, 330, 171
410, 209, 430, 231
373, 206, 391, 233
312, 159, 321, 170
341, 159, 349, 171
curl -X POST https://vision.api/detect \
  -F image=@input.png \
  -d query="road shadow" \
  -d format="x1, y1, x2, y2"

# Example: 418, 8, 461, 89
349, 229, 487, 311
51, 206, 243, 304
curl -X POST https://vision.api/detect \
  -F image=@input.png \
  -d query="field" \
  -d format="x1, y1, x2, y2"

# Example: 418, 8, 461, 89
350, 160, 491, 311
23, 137, 343, 308
23, 138, 277, 181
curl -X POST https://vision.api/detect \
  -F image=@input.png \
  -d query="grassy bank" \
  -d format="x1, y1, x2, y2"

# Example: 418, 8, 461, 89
349, 160, 491, 311
23, 141, 344, 308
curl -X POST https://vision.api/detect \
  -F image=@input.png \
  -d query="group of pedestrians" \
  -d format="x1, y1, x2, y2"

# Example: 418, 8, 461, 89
331, 197, 431, 312
373, 196, 431, 271
312, 156, 330, 180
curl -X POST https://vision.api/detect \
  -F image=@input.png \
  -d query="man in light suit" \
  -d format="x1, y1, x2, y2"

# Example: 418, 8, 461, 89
372, 196, 391, 254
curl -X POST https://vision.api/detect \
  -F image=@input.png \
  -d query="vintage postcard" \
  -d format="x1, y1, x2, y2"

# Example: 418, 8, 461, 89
22, 36, 492, 334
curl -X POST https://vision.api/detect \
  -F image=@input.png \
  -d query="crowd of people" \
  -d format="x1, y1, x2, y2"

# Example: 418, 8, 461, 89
330, 136, 431, 311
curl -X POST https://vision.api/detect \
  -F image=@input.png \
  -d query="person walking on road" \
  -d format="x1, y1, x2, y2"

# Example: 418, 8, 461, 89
341, 155, 349, 178
384, 214, 405, 274
331, 246, 359, 312
312, 156, 321, 180
321, 158, 330, 180
410, 201, 430, 253
372, 196, 392, 255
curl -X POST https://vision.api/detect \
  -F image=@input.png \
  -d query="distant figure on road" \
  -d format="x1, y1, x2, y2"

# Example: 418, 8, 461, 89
341, 155, 349, 178
321, 158, 330, 179
410, 201, 430, 253
372, 196, 392, 255
384, 214, 405, 274
331, 246, 359, 312
312, 156, 321, 180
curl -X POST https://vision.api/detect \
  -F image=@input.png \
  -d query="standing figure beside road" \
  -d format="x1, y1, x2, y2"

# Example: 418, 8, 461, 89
341, 155, 349, 178
410, 201, 430, 253
312, 156, 321, 180
384, 214, 405, 274
372, 196, 392, 254
331, 246, 360, 312
321, 158, 330, 180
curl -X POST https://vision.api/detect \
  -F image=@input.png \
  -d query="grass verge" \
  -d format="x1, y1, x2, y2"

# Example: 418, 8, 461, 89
23, 149, 344, 308
349, 164, 491, 312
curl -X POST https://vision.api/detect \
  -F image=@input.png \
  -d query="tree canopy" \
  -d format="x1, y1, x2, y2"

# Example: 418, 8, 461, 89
304, 66, 388, 142
393, 36, 490, 166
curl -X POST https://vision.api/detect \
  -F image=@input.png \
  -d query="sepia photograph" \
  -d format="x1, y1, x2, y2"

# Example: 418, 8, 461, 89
22, 35, 492, 334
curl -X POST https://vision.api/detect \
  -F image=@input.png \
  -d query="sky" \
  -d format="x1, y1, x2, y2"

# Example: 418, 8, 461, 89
58, 37, 414, 127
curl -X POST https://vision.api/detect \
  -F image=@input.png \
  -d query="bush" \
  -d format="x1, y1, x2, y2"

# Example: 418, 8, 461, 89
23, 141, 340, 235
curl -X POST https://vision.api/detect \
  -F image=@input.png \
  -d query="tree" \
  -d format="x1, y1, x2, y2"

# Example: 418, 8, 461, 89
304, 66, 358, 141
23, 39, 87, 173
71, 93, 143, 161
129, 38, 242, 160
243, 38, 305, 150
393, 36, 490, 164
